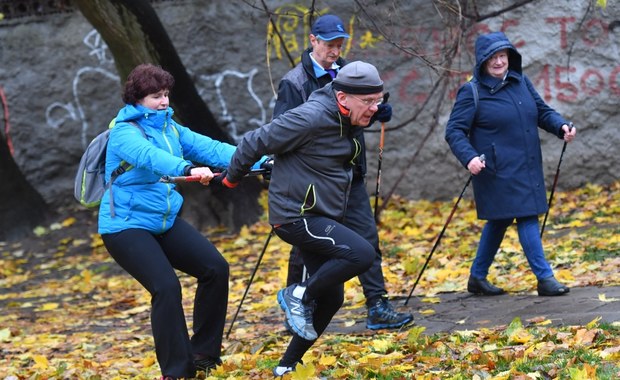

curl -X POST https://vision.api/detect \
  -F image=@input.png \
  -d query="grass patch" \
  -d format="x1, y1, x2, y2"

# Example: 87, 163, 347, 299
582, 246, 618, 262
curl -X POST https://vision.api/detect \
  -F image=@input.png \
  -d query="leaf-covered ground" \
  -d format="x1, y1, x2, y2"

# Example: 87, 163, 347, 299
1, 182, 618, 379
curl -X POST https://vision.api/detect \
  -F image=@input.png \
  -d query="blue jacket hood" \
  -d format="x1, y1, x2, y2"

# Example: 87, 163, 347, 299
474, 32, 522, 81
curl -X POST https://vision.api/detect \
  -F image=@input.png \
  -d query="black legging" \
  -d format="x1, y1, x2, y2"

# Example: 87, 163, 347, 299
274, 216, 374, 366
102, 218, 229, 378
286, 177, 387, 305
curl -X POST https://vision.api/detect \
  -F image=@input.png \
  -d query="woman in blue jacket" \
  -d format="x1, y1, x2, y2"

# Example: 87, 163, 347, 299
445, 32, 576, 297
98, 64, 267, 380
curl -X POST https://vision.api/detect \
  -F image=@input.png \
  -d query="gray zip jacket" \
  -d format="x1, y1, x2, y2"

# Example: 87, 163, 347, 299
227, 83, 360, 225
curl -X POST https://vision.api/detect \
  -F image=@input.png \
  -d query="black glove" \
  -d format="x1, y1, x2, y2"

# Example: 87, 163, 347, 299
375, 103, 392, 122
370, 92, 391, 124
260, 159, 274, 181
211, 170, 238, 188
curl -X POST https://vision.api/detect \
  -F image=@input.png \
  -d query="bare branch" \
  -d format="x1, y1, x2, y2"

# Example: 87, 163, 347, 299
463, 0, 538, 22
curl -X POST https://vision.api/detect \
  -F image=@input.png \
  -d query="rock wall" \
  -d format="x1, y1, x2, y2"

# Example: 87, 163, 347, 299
0, 0, 618, 209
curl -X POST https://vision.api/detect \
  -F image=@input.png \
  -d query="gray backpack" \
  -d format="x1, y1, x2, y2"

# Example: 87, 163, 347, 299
73, 119, 143, 213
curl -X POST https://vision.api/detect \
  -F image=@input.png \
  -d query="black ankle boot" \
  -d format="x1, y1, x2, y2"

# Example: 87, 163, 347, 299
467, 276, 505, 296
194, 355, 222, 373
537, 276, 570, 296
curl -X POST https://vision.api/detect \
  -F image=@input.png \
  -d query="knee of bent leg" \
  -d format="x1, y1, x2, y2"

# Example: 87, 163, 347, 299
152, 275, 183, 301
199, 255, 229, 283
357, 242, 375, 272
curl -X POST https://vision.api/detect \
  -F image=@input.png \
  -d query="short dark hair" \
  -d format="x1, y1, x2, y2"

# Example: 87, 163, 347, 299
122, 64, 175, 104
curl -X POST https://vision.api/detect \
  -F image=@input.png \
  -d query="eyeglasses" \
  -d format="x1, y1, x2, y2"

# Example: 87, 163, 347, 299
349, 94, 383, 107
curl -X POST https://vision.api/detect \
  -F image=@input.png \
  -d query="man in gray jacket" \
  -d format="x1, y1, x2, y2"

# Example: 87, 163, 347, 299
274, 13, 413, 332
219, 61, 400, 377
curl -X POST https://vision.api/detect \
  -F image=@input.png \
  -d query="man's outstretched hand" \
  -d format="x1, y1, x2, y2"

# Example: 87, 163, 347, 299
211, 170, 238, 188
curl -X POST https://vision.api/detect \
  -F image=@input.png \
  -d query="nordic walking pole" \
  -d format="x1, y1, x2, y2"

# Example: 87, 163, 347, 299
404, 154, 485, 305
540, 123, 574, 238
373, 92, 390, 223
373, 121, 385, 223
226, 227, 274, 339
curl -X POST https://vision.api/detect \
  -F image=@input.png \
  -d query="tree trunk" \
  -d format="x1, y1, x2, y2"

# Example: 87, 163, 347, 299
0, 132, 51, 241
73, 0, 229, 142
73, 0, 263, 232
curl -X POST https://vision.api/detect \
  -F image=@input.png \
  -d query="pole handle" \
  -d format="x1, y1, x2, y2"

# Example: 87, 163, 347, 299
160, 169, 270, 183
160, 175, 202, 183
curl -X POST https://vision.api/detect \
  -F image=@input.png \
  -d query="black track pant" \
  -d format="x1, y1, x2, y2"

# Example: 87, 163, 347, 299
275, 216, 374, 366
286, 177, 387, 306
102, 218, 229, 378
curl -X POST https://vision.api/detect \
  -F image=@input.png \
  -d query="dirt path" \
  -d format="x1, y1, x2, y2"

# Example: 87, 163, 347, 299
322, 285, 620, 335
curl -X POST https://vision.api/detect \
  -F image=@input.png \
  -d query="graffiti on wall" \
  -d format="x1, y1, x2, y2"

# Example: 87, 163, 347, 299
385, 16, 620, 105
45, 30, 119, 148
265, 5, 618, 108
197, 68, 269, 142
45, 10, 619, 149
46, 29, 269, 148
266, 4, 383, 64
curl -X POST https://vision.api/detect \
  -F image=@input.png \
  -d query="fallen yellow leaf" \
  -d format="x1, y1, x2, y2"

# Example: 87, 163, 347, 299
586, 316, 601, 329
598, 293, 619, 302
291, 362, 315, 380
39, 303, 59, 311
61, 217, 77, 227
370, 339, 391, 353
318, 354, 337, 366
0, 328, 11, 342
32, 355, 49, 369
535, 319, 552, 326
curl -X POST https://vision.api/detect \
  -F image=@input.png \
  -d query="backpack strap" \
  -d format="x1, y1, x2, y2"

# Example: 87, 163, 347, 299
466, 79, 479, 140
468, 79, 479, 115
108, 121, 146, 217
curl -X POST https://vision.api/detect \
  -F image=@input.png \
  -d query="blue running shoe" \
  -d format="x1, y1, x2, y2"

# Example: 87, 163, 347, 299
366, 296, 414, 330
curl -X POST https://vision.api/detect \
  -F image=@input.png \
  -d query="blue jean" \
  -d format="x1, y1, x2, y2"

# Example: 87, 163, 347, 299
471, 215, 554, 280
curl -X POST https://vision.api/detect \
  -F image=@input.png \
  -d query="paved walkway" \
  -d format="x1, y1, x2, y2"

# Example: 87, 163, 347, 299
327, 285, 620, 334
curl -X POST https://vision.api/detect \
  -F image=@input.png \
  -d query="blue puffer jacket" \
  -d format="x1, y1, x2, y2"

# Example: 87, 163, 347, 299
98, 104, 264, 234
445, 32, 568, 220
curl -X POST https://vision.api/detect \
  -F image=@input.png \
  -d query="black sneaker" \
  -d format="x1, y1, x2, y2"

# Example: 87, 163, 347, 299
277, 284, 318, 340
366, 297, 414, 330
194, 356, 222, 373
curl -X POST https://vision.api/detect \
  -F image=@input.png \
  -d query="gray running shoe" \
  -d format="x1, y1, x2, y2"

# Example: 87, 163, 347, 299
277, 284, 317, 340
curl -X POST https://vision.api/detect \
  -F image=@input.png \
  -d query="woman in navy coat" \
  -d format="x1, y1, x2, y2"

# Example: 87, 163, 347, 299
445, 32, 576, 296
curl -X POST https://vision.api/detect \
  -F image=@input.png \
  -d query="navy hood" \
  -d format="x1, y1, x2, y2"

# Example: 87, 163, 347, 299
474, 32, 522, 80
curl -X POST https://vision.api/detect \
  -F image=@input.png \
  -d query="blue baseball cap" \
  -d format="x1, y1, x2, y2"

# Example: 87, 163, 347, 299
311, 14, 350, 41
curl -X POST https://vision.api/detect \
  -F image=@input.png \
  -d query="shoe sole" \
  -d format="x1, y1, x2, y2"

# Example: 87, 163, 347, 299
467, 287, 506, 296
538, 288, 570, 296
367, 316, 414, 330
277, 290, 317, 340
